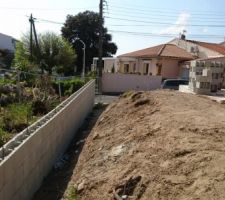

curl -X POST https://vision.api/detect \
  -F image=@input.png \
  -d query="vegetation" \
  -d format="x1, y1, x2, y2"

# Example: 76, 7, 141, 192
0, 72, 87, 147
53, 79, 85, 96
61, 11, 117, 73
0, 26, 96, 148
64, 185, 78, 200
13, 32, 76, 76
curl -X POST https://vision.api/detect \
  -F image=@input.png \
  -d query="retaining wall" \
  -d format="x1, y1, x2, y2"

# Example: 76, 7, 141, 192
0, 80, 95, 200
102, 73, 162, 93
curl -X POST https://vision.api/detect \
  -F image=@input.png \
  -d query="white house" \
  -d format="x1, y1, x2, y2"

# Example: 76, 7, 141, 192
169, 37, 225, 59
0, 32, 17, 52
92, 57, 119, 73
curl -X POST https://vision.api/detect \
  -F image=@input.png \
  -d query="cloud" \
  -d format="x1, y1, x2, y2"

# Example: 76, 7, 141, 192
159, 12, 190, 35
202, 27, 208, 33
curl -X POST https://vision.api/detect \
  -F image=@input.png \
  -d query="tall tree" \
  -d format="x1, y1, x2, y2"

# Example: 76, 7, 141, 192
61, 11, 117, 73
13, 32, 76, 75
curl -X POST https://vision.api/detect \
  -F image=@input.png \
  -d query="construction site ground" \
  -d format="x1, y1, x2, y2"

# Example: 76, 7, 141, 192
34, 90, 225, 200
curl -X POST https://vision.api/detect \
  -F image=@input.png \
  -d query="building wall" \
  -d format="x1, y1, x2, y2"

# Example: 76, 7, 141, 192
118, 57, 180, 79
169, 39, 223, 58
102, 73, 162, 93
103, 59, 119, 73
0, 80, 95, 200
160, 59, 180, 78
92, 57, 119, 73
0, 33, 16, 52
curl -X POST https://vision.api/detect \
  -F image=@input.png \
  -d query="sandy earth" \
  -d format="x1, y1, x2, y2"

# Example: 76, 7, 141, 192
71, 90, 225, 200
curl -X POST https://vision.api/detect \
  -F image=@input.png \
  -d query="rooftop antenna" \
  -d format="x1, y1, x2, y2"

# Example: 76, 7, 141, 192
180, 30, 187, 40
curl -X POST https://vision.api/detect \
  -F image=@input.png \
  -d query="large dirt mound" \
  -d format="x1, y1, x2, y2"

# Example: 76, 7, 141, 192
72, 90, 225, 200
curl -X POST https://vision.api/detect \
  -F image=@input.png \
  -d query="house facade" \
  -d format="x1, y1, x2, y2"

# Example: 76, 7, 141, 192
0, 33, 17, 52
92, 57, 119, 73
117, 44, 194, 79
169, 38, 225, 59
0, 33, 17, 68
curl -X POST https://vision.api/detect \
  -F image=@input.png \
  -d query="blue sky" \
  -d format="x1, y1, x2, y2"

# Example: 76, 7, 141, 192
1, 0, 225, 55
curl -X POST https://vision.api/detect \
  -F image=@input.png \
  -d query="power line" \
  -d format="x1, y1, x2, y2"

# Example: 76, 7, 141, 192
0, 6, 97, 11
107, 3, 225, 16
108, 30, 225, 39
108, 7, 225, 20
107, 12, 224, 23
106, 16, 225, 28
106, 10, 225, 22
28, 16, 225, 40
36, 18, 64, 25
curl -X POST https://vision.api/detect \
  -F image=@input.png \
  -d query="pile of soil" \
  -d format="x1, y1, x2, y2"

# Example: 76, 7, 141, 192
72, 90, 225, 200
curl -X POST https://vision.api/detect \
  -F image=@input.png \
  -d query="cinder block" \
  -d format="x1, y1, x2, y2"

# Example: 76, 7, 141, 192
0, 163, 4, 192
1, 182, 15, 200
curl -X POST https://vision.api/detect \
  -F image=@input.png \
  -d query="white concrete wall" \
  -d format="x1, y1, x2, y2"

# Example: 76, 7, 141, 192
0, 80, 95, 200
102, 73, 162, 93
0, 33, 16, 52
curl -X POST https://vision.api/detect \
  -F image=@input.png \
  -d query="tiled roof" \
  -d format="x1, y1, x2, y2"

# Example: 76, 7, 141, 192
186, 40, 225, 55
118, 44, 194, 60
195, 56, 225, 61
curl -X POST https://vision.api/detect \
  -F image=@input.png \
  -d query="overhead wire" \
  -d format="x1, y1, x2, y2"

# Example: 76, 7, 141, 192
107, 3, 225, 16
106, 16, 225, 28
108, 30, 225, 39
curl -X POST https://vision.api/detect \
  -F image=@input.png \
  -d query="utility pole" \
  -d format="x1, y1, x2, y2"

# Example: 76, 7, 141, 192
29, 14, 43, 73
29, 14, 33, 60
98, 0, 104, 94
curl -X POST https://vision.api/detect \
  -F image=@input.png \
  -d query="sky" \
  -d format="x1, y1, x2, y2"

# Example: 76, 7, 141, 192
1, 0, 225, 55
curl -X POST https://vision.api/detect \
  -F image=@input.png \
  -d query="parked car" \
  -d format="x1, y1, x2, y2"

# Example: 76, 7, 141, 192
162, 79, 189, 90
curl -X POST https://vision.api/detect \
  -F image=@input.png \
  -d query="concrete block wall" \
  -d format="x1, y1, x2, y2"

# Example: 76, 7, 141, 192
102, 73, 162, 93
0, 80, 95, 200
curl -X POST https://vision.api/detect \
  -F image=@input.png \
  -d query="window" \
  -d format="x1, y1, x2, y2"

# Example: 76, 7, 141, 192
212, 73, 219, 79
124, 64, 129, 73
196, 71, 202, 75
133, 63, 136, 73
211, 84, 218, 92
200, 82, 210, 89
144, 63, 149, 75
156, 63, 162, 75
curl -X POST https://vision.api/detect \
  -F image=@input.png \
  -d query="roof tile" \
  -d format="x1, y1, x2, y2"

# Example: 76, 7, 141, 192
118, 44, 194, 60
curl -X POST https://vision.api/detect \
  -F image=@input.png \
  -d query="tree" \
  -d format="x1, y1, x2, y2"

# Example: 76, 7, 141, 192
61, 11, 117, 74
13, 32, 76, 75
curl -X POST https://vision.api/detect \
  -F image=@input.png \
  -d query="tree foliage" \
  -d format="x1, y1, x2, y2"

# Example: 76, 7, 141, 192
13, 32, 76, 75
61, 11, 118, 73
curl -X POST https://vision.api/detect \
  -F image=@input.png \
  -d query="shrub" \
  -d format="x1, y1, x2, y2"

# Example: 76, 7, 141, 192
3, 103, 32, 133
0, 78, 15, 86
31, 100, 48, 116
52, 79, 85, 96
0, 128, 9, 147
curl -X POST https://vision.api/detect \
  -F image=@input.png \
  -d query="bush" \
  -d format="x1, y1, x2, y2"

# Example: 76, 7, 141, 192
31, 100, 48, 116
3, 103, 32, 133
52, 79, 85, 96
0, 78, 15, 86
0, 128, 10, 147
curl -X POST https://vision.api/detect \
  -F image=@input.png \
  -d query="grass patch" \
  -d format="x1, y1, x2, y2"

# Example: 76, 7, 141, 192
0, 103, 43, 147
0, 128, 11, 147
64, 185, 78, 200
121, 90, 134, 98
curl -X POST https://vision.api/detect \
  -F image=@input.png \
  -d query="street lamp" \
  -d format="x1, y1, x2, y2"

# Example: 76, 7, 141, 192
73, 37, 86, 79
